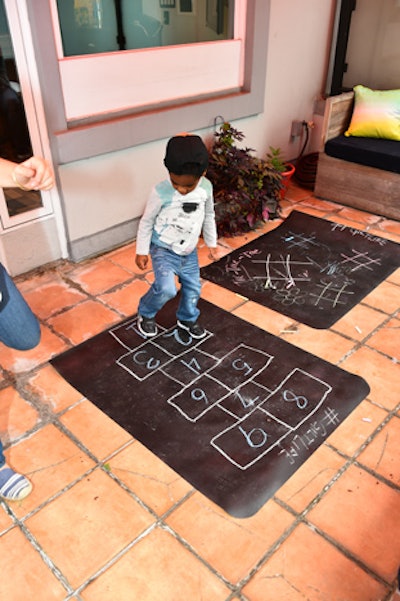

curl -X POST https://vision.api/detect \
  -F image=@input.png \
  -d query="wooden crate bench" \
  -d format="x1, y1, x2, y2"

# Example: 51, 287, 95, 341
314, 92, 400, 221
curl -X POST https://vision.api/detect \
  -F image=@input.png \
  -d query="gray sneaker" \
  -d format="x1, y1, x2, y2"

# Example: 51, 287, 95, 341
137, 315, 158, 337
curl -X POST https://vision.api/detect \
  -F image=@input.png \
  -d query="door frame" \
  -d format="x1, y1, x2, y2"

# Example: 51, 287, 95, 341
0, 0, 67, 267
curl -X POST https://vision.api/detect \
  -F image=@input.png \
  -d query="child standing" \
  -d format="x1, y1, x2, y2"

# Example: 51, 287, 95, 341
135, 134, 217, 339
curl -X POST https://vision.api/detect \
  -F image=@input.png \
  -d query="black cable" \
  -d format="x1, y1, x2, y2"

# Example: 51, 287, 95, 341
294, 122, 319, 189
297, 121, 310, 161
213, 115, 225, 132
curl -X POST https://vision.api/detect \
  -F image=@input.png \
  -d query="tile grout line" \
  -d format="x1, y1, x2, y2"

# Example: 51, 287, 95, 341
303, 519, 397, 592
1, 500, 75, 596
71, 521, 159, 598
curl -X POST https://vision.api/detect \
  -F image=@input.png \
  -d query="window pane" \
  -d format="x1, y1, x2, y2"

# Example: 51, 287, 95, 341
57, 0, 234, 56
57, 0, 118, 55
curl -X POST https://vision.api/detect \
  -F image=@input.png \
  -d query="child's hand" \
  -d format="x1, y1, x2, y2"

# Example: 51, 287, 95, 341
208, 247, 220, 262
135, 254, 149, 270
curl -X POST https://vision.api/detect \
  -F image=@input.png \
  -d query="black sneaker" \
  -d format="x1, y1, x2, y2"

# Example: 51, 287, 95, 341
177, 319, 206, 339
137, 315, 158, 337
175, 326, 192, 345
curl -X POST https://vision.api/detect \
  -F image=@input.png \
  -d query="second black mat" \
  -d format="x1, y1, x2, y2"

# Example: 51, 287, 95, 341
200, 210, 400, 328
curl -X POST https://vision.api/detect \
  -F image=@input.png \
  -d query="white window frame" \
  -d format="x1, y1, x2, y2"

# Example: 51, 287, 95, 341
49, 0, 247, 123
25, 1, 268, 165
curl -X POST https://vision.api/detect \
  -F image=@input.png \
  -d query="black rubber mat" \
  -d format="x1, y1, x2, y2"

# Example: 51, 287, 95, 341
51, 298, 370, 518
201, 210, 400, 329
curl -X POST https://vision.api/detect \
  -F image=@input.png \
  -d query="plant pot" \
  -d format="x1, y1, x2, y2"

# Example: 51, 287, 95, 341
280, 162, 296, 199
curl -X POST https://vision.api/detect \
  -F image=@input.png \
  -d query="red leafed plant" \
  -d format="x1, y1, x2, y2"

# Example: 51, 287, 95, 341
207, 121, 282, 237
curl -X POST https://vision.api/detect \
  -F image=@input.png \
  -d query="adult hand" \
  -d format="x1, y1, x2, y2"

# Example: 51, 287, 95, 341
12, 156, 54, 191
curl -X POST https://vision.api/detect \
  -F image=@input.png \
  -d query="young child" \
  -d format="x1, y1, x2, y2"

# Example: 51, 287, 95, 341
135, 133, 217, 340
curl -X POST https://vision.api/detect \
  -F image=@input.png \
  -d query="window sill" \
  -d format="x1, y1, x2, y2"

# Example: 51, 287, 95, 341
55, 88, 259, 164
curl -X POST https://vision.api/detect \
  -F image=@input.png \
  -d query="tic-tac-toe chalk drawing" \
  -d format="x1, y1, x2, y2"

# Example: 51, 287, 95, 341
200, 210, 400, 329
51, 298, 370, 518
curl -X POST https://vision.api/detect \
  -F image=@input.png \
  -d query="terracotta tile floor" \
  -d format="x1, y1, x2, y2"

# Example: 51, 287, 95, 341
1, 183, 399, 601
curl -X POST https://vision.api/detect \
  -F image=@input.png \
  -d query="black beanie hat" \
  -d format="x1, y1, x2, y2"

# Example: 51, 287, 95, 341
164, 134, 209, 174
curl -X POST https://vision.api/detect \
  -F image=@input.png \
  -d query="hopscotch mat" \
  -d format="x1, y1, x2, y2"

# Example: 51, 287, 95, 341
51, 299, 370, 518
200, 210, 400, 329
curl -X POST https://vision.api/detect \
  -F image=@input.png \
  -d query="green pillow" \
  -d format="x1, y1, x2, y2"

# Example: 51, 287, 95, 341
345, 85, 400, 141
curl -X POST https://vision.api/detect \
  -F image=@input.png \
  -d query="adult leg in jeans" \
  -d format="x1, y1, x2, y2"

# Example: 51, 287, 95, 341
0, 264, 38, 500
0, 264, 40, 350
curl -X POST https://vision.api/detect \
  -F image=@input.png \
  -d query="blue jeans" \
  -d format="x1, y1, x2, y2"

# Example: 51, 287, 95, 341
138, 244, 201, 323
0, 263, 41, 467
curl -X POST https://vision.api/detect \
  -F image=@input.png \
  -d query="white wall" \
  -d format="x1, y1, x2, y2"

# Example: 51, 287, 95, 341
240, 0, 336, 161
59, 139, 165, 240
59, 0, 336, 253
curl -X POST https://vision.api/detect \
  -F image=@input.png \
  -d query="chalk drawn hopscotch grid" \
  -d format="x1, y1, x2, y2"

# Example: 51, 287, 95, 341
227, 229, 383, 311
110, 317, 214, 381
211, 369, 332, 470
110, 317, 333, 470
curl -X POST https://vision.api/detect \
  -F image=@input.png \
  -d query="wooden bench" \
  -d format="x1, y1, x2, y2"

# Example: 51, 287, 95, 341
314, 92, 400, 221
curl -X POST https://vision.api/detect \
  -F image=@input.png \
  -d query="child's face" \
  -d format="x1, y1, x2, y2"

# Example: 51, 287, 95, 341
169, 172, 203, 195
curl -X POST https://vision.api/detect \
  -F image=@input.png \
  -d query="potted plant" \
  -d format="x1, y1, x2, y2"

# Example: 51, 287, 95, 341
207, 122, 282, 237
266, 146, 296, 199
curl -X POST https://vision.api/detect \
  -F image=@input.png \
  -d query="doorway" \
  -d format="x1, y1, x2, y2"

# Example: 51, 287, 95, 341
327, 0, 400, 96
0, 0, 65, 277
0, 0, 45, 222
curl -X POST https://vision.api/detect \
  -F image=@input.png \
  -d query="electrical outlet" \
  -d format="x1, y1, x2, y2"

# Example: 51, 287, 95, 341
291, 120, 303, 137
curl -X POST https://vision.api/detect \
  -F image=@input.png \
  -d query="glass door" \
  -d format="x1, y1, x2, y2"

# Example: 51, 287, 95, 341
0, 0, 53, 229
